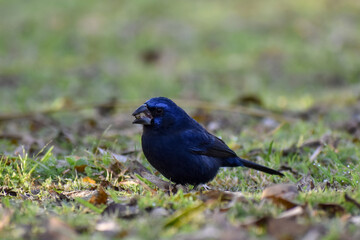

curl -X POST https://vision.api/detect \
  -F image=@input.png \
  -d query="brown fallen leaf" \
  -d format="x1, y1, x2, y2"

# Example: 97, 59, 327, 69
95, 220, 121, 236
240, 216, 270, 229
242, 213, 323, 239
62, 190, 96, 200
176, 222, 250, 240
102, 203, 139, 219
108, 161, 126, 176
200, 190, 243, 202
89, 187, 108, 205
262, 184, 299, 200
95, 219, 129, 238
116, 159, 176, 193
277, 205, 306, 219
262, 184, 299, 209
97, 148, 128, 163
125, 159, 152, 176
267, 218, 309, 239
139, 171, 173, 192
39, 217, 77, 240
317, 203, 346, 217
75, 164, 87, 173
268, 196, 300, 210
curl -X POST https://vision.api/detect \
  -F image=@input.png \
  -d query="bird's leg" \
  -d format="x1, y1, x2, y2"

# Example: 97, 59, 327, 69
195, 184, 212, 192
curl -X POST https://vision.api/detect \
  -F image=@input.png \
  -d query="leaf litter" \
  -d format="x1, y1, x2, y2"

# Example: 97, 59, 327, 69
1, 97, 360, 239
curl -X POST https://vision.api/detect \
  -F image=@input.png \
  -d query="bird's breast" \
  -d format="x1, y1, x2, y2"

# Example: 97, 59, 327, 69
141, 132, 221, 185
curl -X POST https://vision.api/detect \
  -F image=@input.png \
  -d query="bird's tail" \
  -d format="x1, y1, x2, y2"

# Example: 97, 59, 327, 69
240, 158, 284, 176
222, 157, 284, 176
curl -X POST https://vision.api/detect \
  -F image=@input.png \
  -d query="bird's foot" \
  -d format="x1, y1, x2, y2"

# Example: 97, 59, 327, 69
196, 184, 212, 191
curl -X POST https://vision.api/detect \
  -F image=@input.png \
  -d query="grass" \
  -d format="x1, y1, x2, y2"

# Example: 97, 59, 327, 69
1, 0, 360, 239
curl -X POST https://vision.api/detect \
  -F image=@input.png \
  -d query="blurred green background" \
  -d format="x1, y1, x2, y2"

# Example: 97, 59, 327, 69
1, 0, 360, 113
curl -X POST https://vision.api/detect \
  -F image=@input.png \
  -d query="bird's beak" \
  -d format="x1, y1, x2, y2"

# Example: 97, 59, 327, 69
132, 104, 153, 125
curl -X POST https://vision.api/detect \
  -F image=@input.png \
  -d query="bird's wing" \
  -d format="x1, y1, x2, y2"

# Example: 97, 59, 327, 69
186, 130, 237, 158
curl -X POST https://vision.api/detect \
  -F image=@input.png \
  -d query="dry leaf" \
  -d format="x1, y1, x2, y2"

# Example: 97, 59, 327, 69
176, 224, 250, 240
102, 203, 139, 219
62, 190, 95, 200
317, 203, 346, 217
97, 148, 128, 163
240, 216, 270, 228
262, 184, 299, 209
39, 217, 77, 240
75, 165, 87, 173
267, 218, 309, 239
261, 184, 298, 200
200, 190, 246, 203
125, 160, 151, 175
89, 187, 108, 205
95, 219, 129, 238
82, 177, 96, 185
241, 214, 310, 240
277, 205, 306, 219
269, 197, 299, 210
95, 220, 120, 234
140, 171, 172, 191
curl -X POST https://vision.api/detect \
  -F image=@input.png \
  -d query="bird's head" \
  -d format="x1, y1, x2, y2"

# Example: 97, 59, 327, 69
132, 97, 190, 131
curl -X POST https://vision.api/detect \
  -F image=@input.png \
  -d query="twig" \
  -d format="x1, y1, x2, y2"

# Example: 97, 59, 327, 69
344, 193, 360, 209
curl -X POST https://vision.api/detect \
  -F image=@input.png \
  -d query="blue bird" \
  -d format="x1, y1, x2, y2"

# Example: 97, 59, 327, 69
132, 97, 284, 185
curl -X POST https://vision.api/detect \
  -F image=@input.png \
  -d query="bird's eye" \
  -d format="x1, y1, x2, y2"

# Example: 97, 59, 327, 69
155, 108, 163, 114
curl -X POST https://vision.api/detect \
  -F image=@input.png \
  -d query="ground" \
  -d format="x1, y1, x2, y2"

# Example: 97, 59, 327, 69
1, 0, 360, 239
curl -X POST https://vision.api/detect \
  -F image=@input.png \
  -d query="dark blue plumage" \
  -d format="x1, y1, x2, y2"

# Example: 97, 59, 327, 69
132, 97, 283, 185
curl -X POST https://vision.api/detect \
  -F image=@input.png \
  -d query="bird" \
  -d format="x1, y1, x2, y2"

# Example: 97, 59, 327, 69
132, 97, 284, 185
